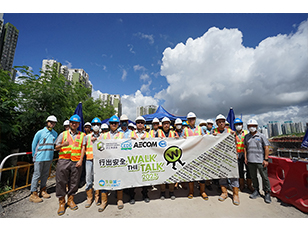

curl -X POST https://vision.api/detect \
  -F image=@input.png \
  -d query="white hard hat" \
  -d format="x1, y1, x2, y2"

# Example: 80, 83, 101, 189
135, 116, 146, 122
225, 121, 230, 125
63, 120, 69, 126
152, 117, 160, 123
101, 123, 109, 129
175, 118, 182, 125
133, 124, 137, 129
128, 123, 134, 127
206, 119, 214, 124
215, 114, 226, 121
46, 115, 57, 122
187, 112, 197, 119
247, 119, 258, 126
199, 120, 207, 126
84, 122, 91, 127
120, 114, 129, 121
162, 117, 171, 123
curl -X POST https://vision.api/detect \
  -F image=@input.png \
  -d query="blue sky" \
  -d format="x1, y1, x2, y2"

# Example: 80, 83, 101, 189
2, 10, 308, 126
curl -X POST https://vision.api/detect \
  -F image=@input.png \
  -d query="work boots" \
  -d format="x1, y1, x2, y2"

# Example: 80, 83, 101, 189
117, 190, 124, 209
98, 192, 108, 212
187, 182, 194, 199
85, 188, 93, 208
199, 183, 209, 200
67, 195, 78, 210
39, 187, 51, 199
95, 190, 101, 206
29, 191, 43, 203
218, 185, 228, 202
239, 178, 245, 192
57, 197, 66, 216
246, 179, 254, 193
232, 187, 240, 206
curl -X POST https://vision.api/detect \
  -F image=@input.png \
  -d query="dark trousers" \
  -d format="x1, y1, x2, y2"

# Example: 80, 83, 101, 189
56, 159, 82, 198
247, 162, 271, 193
238, 155, 251, 179
126, 186, 150, 199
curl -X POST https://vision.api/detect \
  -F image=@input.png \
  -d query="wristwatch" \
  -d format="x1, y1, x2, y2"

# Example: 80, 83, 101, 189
264, 159, 268, 161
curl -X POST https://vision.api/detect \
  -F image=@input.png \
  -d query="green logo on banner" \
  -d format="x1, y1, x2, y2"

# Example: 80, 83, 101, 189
163, 146, 185, 170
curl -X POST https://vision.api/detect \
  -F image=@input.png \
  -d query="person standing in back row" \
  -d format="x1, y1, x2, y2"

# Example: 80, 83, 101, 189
244, 119, 271, 204
29, 115, 58, 203
182, 112, 208, 200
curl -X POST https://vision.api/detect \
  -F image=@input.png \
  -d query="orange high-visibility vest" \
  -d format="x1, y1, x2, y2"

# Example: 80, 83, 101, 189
103, 131, 124, 139
85, 134, 94, 160
235, 130, 248, 153
150, 129, 161, 137
157, 129, 176, 138
213, 127, 232, 134
184, 126, 202, 137
59, 130, 85, 162
130, 130, 151, 139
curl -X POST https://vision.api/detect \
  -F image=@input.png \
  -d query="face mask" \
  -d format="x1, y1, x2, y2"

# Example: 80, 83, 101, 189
121, 121, 128, 127
235, 125, 243, 131
249, 127, 257, 133
92, 125, 100, 132
176, 125, 182, 130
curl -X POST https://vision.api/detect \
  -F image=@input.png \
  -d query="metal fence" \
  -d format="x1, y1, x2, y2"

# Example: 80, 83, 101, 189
0, 152, 58, 197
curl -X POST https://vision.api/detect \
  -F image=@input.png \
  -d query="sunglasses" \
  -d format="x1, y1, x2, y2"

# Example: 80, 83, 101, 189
110, 122, 118, 125
136, 121, 145, 124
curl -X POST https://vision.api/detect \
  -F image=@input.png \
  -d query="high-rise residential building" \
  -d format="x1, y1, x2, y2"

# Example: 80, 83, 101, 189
267, 121, 282, 137
136, 105, 157, 117
282, 121, 293, 135
261, 125, 269, 139
99, 93, 122, 117
41, 59, 92, 95
41, 59, 62, 75
0, 15, 19, 74
68, 68, 92, 89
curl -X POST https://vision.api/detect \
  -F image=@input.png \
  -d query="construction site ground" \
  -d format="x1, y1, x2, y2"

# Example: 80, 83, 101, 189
1, 176, 307, 220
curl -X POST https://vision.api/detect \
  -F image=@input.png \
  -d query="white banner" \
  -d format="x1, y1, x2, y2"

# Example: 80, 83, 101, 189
93, 133, 239, 190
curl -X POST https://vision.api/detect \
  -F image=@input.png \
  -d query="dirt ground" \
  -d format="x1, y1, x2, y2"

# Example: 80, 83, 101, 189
1, 176, 307, 219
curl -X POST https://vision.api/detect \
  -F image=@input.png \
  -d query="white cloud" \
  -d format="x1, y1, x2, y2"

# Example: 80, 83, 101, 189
134, 32, 154, 45
91, 89, 103, 100
140, 73, 150, 81
140, 80, 152, 94
154, 19, 308, 126
133, 64, 146, 71
121, 69, 127, 81
121, 90, 159, 120
128, 44, 135, 54
64, 60, 72, 69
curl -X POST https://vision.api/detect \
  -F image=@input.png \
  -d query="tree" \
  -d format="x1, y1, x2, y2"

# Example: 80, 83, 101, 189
0, 64, 117, 162
0, 69, 20, 161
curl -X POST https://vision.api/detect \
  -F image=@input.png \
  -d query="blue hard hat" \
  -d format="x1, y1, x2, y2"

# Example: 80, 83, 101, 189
109, 115, 120, 123
182, 121, 188, 126
69, 114, 81, 123
91, 117, 101, 124
234, 118, 243, 124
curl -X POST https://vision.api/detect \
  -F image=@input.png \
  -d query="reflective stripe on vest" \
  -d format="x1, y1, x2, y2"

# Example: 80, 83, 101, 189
103, 131, 124, 139
86, 135, 94, 160
59, 130, 85, 161
130, 131, 150, 139
157, 129, 175, 138
214, 127, 232, 134
235, 130, 248, 153
184, 126, 202, 137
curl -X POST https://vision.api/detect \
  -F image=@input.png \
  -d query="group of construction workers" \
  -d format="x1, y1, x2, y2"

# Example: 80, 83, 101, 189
29, 111, 272, 216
